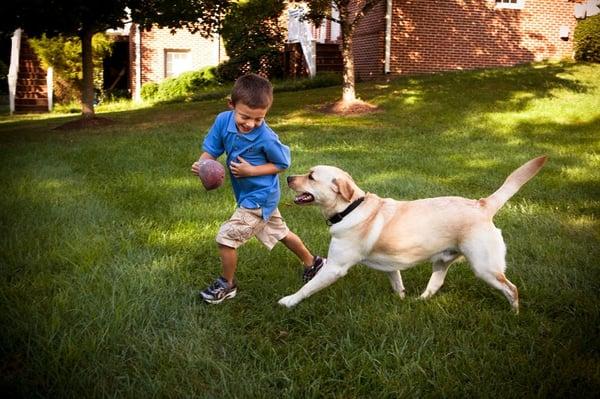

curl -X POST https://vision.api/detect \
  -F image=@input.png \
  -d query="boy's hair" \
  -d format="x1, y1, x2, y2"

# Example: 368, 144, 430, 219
231, 73, 273, 109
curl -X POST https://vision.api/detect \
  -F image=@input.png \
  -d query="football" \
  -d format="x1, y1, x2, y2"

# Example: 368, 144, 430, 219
198, 159, 225, 190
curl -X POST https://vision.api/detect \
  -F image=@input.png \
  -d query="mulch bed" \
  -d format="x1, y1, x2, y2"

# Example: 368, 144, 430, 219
316, 99, 380, 116
53, 116, 116, 131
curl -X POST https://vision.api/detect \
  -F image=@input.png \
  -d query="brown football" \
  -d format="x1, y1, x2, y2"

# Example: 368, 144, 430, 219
198, 159, 225, 190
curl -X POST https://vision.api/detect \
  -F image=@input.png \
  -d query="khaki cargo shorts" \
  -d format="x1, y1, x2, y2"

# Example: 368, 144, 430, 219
216, 207, 290, 250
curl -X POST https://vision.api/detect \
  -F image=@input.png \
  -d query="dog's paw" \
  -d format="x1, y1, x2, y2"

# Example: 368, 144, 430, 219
278, 295, 299, 308
419, 291, 432, 300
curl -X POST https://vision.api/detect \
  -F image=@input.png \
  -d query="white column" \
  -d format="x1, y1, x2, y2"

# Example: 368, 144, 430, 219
8, 29, 22, 114
47, 67, 53, 111
134, 25, 142, 102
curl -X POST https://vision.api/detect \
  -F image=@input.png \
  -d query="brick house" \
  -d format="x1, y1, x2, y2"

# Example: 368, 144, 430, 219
9, 1, 598, 112
127, 25, 227, 100
288, 0, 598, 80
8, 25, 226, 112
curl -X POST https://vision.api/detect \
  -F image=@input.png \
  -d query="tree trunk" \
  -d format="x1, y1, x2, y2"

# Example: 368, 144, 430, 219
80, 28, 95, 118
341, 30, 356, 103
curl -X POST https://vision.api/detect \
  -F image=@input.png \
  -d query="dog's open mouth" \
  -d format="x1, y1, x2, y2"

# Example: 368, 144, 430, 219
294, 192, 315, 205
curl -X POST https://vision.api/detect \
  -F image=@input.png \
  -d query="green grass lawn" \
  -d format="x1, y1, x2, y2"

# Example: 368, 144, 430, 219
1, 62, 599, 398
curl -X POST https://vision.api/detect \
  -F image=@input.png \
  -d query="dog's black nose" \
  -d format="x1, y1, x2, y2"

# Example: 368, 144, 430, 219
287, 176, 294, 184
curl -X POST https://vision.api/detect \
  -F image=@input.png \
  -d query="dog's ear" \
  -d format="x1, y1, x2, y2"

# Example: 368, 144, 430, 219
332, 177, 355, 202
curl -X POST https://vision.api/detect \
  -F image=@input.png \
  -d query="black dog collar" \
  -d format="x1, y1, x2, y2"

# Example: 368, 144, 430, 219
327, 197, 366, 225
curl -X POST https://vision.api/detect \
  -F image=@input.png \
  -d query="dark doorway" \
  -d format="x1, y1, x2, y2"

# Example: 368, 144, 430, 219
103, 36, 129, 98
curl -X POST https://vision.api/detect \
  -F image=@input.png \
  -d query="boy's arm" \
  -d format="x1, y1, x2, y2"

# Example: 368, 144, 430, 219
191, 152, 217, 176
230, 156, 282, 178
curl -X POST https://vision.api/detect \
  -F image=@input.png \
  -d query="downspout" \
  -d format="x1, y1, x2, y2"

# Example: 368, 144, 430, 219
8, 29, 22, 114
384, 0, 392, 74
134, 25, 142, 102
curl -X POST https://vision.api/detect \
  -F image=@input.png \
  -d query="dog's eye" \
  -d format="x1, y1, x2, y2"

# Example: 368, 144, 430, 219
308, 172, 314, 180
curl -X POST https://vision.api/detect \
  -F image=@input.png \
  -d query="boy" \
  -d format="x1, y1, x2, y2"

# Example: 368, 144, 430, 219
191, 73, 324, 304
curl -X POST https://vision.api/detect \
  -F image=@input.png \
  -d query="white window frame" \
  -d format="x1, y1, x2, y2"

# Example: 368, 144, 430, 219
164, 49, 192, 78
494, 0, 525, 10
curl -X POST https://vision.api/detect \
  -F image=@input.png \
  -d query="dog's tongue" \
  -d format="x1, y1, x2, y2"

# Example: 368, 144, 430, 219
294, 193, 314, 204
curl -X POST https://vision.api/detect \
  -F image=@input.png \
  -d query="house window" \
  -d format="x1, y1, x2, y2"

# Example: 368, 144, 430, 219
165, 50, 192, 78
495, 0, 525, 9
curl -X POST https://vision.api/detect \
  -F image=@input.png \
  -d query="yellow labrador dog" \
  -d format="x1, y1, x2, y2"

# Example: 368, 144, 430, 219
279, 156, 547, 312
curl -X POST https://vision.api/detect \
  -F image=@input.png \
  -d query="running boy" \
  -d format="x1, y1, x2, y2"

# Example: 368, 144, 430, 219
191, 73, 324, 304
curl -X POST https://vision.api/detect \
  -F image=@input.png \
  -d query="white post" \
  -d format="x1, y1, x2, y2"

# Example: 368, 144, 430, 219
8, 29, 22, 114
134, 25, 142, 102
309, 40, 317, 77
47, 67, 53, 111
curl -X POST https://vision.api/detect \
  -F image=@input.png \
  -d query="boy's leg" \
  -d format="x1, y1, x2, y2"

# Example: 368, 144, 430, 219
280, 231, 314, 267
254, 209, 325, 282
201, 208, 260, 304
279, 231, 325, 283
218, 243, 238, 285
200, 245, 238, 304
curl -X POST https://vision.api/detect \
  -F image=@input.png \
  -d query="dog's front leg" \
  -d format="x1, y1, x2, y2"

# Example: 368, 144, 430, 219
278, 263, 348, 308
388, 271, 406, 298
278, 239, 359, 308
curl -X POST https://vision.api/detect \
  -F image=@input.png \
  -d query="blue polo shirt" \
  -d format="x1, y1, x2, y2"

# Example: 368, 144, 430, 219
202, 111, 291, 220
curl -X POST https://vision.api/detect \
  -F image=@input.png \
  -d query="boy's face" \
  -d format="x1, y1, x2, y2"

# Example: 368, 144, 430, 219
230, 101, 269, 134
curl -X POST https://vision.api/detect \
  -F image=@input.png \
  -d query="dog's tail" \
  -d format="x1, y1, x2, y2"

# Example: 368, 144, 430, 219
481, 156, 547, 217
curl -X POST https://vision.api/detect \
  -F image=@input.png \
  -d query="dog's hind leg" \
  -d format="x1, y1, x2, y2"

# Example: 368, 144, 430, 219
460, 226, 519, 313
387, 271, 406, 298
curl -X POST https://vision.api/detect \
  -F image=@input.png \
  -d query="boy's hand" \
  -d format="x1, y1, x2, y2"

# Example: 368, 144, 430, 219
191, 161, 202, 176
230, 156, 254, 178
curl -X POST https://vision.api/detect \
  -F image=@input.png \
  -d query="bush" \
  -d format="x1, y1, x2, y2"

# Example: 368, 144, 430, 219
140, 82, 159, 101
141, 67, 219, 102
574, 14, 600, 62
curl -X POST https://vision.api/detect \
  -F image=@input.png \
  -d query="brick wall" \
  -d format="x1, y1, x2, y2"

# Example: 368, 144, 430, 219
129, 25, 227, 92
353, 0, 581, 79
353, 1, 387, 81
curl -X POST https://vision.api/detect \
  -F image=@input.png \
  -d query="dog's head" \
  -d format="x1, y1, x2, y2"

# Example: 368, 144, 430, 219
287, 166, 364, 216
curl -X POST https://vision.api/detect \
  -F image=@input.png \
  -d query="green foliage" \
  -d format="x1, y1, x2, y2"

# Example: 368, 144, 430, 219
140, 82, 160, 101
1, 1, 231, 39
141, 67, 219, 102
217, 0, 286, 81
28, 33, 113, 103
140, 71, 342, 104
574, 14, 600, 62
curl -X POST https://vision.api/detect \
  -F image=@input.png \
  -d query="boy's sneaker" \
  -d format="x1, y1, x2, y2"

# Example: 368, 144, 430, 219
200, 277, 237, 304
303, 256, 326, 283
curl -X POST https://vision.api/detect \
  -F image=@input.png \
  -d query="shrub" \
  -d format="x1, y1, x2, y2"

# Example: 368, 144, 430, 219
574, 14, 600, 62
141, 67, 219, 102
140, 82, 159, 100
